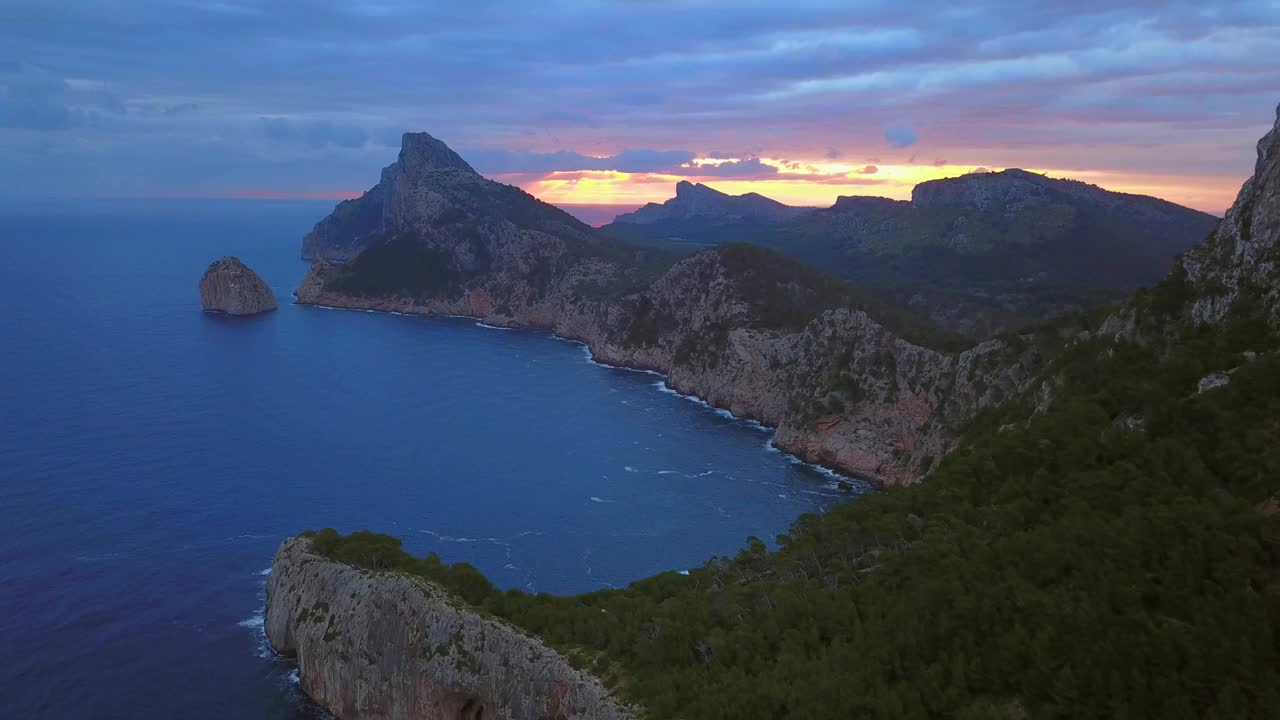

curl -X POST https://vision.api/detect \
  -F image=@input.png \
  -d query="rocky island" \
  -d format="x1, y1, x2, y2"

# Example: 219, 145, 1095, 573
199, 256, 277, 315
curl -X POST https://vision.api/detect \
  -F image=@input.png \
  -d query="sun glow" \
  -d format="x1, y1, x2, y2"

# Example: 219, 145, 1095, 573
512, 159, 1235, 215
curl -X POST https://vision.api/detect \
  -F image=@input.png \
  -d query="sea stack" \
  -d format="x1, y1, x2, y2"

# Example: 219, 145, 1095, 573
199, 257, 277, 315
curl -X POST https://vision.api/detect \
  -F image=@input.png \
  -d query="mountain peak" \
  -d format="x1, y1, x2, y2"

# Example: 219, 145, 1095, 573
612, 182, 804, 225
398, 132, 476, 175
675, 181, 726, 200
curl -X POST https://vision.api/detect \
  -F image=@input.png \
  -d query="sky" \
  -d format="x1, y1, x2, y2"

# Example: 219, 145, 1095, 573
2, 1, 1279, 219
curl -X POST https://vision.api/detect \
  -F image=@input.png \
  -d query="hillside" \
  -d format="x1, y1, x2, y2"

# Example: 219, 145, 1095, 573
602, 171, 1219, 337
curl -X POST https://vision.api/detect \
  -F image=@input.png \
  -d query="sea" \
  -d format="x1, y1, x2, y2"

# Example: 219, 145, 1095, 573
0, 199, 867, 718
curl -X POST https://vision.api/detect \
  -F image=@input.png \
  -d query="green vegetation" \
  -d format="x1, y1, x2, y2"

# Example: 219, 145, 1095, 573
305, 286, 1280, 718
713, 243, 973, 352
601, 187, 1216, 338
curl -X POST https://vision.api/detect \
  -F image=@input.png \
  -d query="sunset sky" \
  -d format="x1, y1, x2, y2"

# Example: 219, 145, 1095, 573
3, 1, 1279, 218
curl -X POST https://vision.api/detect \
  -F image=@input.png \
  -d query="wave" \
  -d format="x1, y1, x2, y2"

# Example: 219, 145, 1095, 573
474, 322, 513, 331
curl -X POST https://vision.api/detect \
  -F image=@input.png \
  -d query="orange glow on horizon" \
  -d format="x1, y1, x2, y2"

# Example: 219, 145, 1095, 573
511, 163, 1238, 216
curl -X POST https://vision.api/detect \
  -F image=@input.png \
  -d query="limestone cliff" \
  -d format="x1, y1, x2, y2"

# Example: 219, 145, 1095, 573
1183, 103, 1280, 325
199, 256, 277, 315
265, 537, 633, 720
302, 132, 594, 262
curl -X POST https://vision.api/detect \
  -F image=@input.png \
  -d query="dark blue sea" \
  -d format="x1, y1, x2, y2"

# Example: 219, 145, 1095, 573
0, 200, 865, 718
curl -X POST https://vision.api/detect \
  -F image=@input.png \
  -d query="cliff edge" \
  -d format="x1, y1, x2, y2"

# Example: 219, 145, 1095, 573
265, 536, 633, 720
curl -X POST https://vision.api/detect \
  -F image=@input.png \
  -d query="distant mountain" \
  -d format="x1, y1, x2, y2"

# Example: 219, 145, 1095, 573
602, 171, 1219, 336
613, 180, 811, 225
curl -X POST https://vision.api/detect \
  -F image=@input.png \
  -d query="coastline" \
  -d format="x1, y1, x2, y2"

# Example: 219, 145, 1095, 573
299, 297, 875, 492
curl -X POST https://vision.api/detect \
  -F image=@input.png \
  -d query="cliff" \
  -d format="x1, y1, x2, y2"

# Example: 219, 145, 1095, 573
199, 256, 277, 315
265, 536, 633, 720
1183, 104, 1280, 325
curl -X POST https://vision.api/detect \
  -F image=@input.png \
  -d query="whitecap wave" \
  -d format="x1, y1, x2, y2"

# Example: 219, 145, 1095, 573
475, 322, 513, 331
651, 380, 771, 433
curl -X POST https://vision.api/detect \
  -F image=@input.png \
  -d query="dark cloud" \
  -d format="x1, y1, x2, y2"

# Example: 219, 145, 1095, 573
0, 1, 1276, 197
857, 165, 878, 174
464, 147, 695, 174
690, 157, 779, 177
884, 125, 917, 148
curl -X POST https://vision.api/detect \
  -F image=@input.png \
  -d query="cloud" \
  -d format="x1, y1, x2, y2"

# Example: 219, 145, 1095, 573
464, 147, 695, 174
261, 117, 368, 149
857, 164, 879, 174
884, 125, 917, 148
0, 1, 1276, 204
690, 157, 779, 177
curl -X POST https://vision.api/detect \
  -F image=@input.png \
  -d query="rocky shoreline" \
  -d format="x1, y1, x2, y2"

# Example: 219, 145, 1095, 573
293, 266, 1036, 487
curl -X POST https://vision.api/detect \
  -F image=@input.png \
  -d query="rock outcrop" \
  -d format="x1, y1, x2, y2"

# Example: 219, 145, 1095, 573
199, 257, 277, 315
1183, 103, 1280, 325
302, 132, 594, 262
266, 537, 633, 720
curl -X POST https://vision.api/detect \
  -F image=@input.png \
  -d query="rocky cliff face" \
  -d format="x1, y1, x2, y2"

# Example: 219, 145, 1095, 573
199, 257, 277, 315
266, 537, 633, 720
302, 132, 594, 262
611, 181, 809, 225
1183, 104, 1280, 325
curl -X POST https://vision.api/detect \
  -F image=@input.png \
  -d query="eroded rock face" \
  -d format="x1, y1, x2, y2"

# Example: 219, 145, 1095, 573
265, 537, 633, 720
199, 257, 277, 315
1184, 103, 1280, 325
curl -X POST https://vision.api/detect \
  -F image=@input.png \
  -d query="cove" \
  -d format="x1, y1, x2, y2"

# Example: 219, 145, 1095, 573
0, 200, 867, 718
